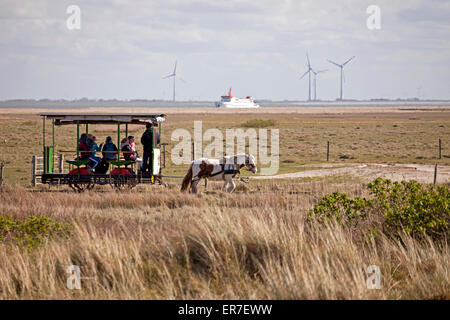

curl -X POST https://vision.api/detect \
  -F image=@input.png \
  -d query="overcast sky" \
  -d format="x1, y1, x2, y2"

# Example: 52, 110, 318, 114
0, 0, 449, 101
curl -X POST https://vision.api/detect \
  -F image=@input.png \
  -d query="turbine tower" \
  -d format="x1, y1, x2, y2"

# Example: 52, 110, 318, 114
327, 56, 355, 100
163, 61, 177, 102
311, 69, 327, 101
300, 54, 313, 101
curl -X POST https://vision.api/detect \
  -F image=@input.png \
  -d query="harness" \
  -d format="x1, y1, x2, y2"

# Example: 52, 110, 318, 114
193, 163, 240, 182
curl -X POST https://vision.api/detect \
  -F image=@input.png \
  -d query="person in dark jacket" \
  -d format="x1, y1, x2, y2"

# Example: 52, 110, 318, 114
95, 136, 117, 174
102, 136, 118, 161
78, 133, 90, 160
140, 123, 160, 173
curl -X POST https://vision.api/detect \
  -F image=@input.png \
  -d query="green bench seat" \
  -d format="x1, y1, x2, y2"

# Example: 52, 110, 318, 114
66, 159, 90, 167
109, 160, 135, 167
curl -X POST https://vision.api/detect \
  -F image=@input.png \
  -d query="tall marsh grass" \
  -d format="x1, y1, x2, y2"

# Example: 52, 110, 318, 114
0, 180, 448, 299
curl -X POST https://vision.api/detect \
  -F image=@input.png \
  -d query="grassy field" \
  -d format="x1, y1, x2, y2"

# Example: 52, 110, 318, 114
0, 108, 449, 299
0, 109, 449, 183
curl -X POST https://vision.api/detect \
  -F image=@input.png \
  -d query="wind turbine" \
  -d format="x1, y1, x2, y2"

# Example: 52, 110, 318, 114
300, 54, 313, 101
417, 86, 422, 99
327, 56, 355, 100
163, 61, 177, 102
311, 69, 327, 100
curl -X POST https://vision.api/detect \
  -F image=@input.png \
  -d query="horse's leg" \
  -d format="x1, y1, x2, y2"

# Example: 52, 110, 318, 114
222, 175, 235, 193
191, 179, 199, 194
227, 179, 236, 193
222, 177, 228, 192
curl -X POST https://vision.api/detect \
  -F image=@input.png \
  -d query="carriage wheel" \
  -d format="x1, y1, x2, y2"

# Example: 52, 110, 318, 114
74, 183, 92, 192
127, 179, 137, 190
67, 182, 93, 192
112, 177, 137, 191
112, 180, 122, 191
113, 177, 127, 191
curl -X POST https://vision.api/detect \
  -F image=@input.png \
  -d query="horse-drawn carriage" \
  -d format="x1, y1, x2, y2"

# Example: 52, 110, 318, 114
35, 112, 258, 193
38, 113, 166, 191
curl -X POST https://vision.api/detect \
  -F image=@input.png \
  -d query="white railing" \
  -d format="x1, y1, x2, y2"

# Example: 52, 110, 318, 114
31, 154, 64, 187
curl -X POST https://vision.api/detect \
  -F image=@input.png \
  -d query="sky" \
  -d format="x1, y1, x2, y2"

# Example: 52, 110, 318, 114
0, 0, 449, 101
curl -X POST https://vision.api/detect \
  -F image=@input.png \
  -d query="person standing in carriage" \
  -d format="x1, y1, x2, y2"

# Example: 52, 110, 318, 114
140, 122, 160, 175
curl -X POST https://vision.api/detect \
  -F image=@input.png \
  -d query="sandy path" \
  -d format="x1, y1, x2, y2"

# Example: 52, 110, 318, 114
254, 163, 450, 184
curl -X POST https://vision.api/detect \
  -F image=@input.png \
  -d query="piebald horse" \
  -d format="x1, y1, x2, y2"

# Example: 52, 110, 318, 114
181, 154, 257, 194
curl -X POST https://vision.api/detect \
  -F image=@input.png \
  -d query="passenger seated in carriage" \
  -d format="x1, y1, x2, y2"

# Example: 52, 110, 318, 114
128, 136, 143, 169
91, 136, 117, 174
87, 135, 102, 173
120, 138, 136, 162
78, 133, 90, 160
102, 136, 118, 161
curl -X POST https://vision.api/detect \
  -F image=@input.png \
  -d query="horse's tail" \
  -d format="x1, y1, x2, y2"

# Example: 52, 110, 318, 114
181, 163, 193, 192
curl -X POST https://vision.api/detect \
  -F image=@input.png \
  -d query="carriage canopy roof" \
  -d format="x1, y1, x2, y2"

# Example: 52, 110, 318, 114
40, 113, 165, 126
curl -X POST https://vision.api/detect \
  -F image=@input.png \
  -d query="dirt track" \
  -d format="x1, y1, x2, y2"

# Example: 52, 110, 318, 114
255, 163, 450, 184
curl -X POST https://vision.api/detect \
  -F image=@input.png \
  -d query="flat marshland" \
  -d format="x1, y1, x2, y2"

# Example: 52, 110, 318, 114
0, 106, 449, 299
1, 107, 450, 181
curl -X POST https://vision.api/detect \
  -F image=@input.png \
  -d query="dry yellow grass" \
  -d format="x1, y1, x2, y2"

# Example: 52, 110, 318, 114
0, 108, 448, 299
0, 181, 448, 299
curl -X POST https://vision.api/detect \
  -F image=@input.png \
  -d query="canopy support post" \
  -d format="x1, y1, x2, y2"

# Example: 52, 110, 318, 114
117, 122, 121, 177
43, 116, 47, 174
76, 121, 80, 178
52, 119, 55, 172
76, 121, 80, 159
42, 116, 46, 162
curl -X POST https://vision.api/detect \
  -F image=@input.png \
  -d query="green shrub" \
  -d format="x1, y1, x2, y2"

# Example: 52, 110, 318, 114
308, 178, 449, 240
241, 119, 276, 128
308, 192, 371, 226
0, 215, 72, 250
367, 178, 449, 239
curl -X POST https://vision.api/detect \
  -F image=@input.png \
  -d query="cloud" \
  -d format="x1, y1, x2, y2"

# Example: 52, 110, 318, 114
0, 0, 449, 100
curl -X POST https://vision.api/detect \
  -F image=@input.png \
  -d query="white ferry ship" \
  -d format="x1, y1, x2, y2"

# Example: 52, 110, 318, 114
215, 88, 260, 108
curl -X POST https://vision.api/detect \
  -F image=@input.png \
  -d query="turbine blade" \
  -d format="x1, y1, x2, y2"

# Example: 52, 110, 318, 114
300, 70, 309, 79
173, 61, 177, 75
327, 59, 341, 67
306, 53, 311, 68
317, 69, 328, 74
163, 74, 174, 79
179, 77, 187, 83
342, 56, 355, 66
